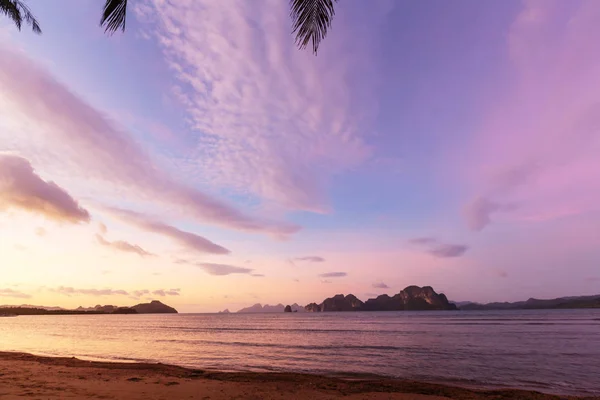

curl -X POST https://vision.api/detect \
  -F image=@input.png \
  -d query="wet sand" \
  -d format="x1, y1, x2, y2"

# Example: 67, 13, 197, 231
0, 352, 596, 399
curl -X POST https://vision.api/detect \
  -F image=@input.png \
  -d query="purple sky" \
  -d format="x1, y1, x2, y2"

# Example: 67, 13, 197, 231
0, 0, 599, 312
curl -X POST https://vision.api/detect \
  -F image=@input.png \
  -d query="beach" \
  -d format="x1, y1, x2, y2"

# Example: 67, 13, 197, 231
0, 352, 597, 400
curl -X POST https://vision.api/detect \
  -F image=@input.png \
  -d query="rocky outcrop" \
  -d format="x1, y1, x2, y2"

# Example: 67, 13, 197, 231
305, 286, 457, 312
284, 305, 292, 312
94, 305, 118, 313
131, 300, 178, 314
363, 286, 457, 311
323, 294, 364, 312
305, 294, 364, 312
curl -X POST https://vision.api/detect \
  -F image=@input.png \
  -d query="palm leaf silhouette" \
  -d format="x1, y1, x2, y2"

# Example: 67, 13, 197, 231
100, 0, 127, 33
291, 0, 337, 54
0, 0, 41, 34
100, 0, 337, 54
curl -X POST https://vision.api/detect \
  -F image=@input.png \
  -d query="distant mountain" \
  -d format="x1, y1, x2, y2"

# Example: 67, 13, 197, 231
1, 304, 65, 311
237, 303, 305, 313
451, 301, 475, 307
306, 286, 457, 312
0, 300, 177, 316
218, 309, 231, 314
460, 295, 600, 310
131, 300, 177, 314
76, 305, 120, 313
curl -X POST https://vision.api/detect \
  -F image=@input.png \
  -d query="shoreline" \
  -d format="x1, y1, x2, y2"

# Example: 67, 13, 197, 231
0, 351, 597, 399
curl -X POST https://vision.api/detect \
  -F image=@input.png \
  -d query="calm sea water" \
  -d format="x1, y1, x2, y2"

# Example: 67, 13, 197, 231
1, 309, 599, 396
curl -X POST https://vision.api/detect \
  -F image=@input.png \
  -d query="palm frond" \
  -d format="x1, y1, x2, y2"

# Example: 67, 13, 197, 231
101, 0, 127, 33
290, 0, 337, 55
0, 0, 22, 30
1, 0, 41, 33
15, 0, 40, 33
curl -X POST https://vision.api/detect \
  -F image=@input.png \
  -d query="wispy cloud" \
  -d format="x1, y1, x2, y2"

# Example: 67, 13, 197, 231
52, 287, 180, 298
319, 272, 347, 278
294, 256, 325, 263
196, 263, 254, 276
428, 244, 469, 258
496, 270, 509, 278
287, 258, 298, 268
462, 1, 600, 230
95, 234, 154, 257
463, 197, 515, 232
251, 274, 265, 277
52, 286, 129, 296
35, 227, 46, 237
372, 282, 389, 289
409, 237, 437, 245
151, 289, 181, 297
0, 45, 298, 237
410, 237, 469, 258
0, 288, 31, 299
108, 208, 230, 255
0, 155, 90, 223
134, 1, 390, 212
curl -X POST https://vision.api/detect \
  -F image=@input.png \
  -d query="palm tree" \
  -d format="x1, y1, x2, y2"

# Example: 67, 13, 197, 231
101, 0, 337, 54
0, 0, 41, 33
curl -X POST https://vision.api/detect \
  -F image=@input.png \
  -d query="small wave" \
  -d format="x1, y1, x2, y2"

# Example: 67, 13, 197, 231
155, 339, 412, 352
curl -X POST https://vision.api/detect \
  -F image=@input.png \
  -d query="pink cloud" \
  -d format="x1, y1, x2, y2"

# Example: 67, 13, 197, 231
196, 263, 253, 276
53, 286, 129, 296
372, 282, 389, 289
428, 244, 468, 258
98, 222, 108, 235
0, 45, 298, 237
463, 1, 600, 230
151, 288, 180, 297
95, 234, 154, 257
463, 197, 503, 232
0, 154, 90, 223
108, 207, 230, 255
0, 288, 31, 299
319, 272, 347, 278
294, 256, 325, 263
409, 237, 469, 258
134, 0, 390, 212
52, 287, 180, 298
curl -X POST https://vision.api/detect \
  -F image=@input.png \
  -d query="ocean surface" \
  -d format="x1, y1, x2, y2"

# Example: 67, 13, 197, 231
1, 309, 599, 396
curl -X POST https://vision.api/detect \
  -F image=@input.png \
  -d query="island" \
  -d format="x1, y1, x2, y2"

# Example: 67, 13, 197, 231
305, 286, 457, 312
0, 300, 178, 316
458, 294, 600, 310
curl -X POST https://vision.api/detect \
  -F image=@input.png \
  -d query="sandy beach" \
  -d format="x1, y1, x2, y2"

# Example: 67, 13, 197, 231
0, 352, 596, 400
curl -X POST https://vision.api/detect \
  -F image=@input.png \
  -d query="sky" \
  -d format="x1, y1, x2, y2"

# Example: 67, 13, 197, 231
1, 0, 599, 313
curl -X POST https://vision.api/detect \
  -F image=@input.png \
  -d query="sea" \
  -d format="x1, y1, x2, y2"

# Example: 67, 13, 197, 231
1, 309, 599, 396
